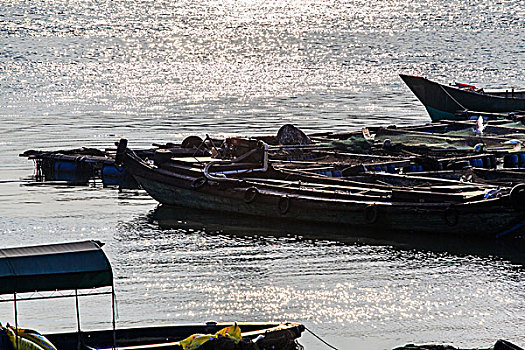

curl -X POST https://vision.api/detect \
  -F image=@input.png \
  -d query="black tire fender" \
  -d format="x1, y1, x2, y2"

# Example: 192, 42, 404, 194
364, 205, 378, 224
278, 196, 291, 215
191, 177, 207, 190
244, 187, 259, 203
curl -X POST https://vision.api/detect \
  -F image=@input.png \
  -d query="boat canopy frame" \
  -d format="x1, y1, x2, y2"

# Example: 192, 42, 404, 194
0, 240, 116, 349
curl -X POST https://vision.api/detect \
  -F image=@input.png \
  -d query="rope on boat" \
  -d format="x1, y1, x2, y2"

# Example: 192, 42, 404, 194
439, 84, 467, 111
203, 142, 269, 182
304, 326, 339, 350
192, 134, 214, 163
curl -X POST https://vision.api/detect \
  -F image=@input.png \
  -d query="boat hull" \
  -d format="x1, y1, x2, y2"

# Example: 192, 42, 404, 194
124, 151, 525, 238
45, 322, 304, 350
400, 74, 525, 121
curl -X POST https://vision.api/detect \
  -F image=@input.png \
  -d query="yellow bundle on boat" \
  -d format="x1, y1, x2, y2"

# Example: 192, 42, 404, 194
215, 324, 241, 341
1, 325, 57, 350
5, 327, 44, 350
178, 333, 213, 350
8, 327, 57, 350
179, 323, 242, 350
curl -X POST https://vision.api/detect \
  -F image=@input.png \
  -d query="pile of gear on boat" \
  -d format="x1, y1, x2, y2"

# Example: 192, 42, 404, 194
22, 118, 525, 187
20, 117, 525, 238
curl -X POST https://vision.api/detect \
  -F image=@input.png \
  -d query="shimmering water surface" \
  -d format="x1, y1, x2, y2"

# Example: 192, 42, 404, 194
1, 1, 525, 349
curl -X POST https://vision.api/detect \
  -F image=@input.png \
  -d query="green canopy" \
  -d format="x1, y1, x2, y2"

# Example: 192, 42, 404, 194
0, 240, 113, 295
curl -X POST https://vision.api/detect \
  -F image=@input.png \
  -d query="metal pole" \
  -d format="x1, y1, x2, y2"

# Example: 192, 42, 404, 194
112, 285, 116, 350
14, 293, 19, 350
75, 289, 81, 332
75, 289, 81, 350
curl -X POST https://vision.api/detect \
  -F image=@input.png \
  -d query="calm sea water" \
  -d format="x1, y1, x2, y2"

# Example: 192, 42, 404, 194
1, 1, 525, 349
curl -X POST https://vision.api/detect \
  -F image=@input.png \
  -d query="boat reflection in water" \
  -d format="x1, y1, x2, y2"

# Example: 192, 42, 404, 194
149, 204, 525, 266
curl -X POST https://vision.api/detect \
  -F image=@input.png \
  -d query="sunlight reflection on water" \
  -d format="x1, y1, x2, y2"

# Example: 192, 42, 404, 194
1, 0, 525, 349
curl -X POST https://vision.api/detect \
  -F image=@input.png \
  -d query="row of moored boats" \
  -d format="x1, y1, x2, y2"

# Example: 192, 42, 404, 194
22, 116, 525, 239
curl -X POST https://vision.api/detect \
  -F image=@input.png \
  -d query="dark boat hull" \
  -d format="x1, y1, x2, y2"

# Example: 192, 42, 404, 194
400, 74, 525, 121
124, 151, 525, 238
45, 322, 304, 350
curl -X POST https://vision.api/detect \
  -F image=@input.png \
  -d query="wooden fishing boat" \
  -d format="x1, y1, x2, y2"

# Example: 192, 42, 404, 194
118, 139, 525, 239
400, 74, 525, 122
45, 322, 304, 350
0, 241, 304, 350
